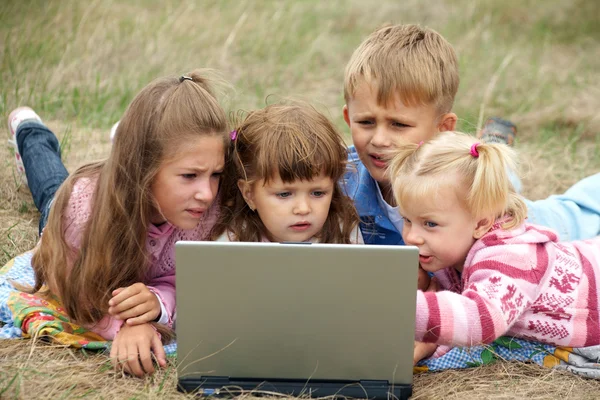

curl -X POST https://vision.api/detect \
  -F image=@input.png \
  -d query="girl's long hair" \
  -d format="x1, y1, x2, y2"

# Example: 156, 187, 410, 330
388, 131, 527, 229
31, 70, 228, 327
211, 102, 359, 243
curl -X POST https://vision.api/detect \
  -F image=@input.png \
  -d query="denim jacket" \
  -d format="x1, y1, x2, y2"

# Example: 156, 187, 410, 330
342, 146, 404, 246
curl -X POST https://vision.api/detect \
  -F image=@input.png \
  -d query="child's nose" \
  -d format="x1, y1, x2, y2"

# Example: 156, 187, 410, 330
370, 126, 392, 148
404, 228, 424, 246
194, 178, 215, 203
293, 197, 311, 215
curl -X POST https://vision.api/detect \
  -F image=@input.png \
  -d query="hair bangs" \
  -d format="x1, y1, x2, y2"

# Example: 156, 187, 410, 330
343, 24, 458, 113
395, 172, 449, 213
256, 122, 345, 184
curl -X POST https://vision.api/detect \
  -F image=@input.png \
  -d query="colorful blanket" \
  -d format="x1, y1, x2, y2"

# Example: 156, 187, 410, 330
0, 251, 176, 354
1, 252, 599, 377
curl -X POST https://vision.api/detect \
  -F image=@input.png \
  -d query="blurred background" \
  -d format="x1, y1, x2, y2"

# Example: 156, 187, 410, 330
1, 0, 599, 261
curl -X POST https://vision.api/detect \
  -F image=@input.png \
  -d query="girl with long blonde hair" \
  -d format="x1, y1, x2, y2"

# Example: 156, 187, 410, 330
389, 131, 600, 357
8, 70, 229, 376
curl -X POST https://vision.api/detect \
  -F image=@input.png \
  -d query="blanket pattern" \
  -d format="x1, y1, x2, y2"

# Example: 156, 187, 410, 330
1, 252, 598, 376
0, 251, 176, 354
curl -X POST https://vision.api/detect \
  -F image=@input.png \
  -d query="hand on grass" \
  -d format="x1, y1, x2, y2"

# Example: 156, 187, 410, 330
413, 341, 438, 365
108, 282, 161, 325
110, 323, 167, 377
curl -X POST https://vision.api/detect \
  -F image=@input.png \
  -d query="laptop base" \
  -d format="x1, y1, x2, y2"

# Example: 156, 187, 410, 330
178, 376, 412, 399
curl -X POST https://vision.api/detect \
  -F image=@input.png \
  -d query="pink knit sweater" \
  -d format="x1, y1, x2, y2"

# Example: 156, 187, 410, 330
55, 176, 218, 339
416, 223, 600, 348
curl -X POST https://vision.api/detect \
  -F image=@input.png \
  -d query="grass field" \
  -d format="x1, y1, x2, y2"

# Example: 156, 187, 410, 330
1, 0, 600, 398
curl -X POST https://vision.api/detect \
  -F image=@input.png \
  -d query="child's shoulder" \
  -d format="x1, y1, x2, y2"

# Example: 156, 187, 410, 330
479, 221, 559, 246
215, 230, 234, 242
347, 145, 359, 160
72, 175, 97, 194
467, 221, 560, 267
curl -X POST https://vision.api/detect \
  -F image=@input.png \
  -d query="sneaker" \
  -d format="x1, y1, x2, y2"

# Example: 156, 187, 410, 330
7, 107, 43, 185
477, 117, 517, 146
110, 120, 120, 143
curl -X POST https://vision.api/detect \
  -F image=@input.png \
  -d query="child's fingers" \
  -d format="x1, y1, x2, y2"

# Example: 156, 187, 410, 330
413, 341, 437, 365
138, 341, 156, 376
111, 287, 124, 298
125, 311, 156, 326
126, 341, 145, 378
109, 285, 141, 307
108, 299, 138, 317
115, 303, 153, 321
110, 291, 153, 316
110, 341, 119, 369
151, 333, 167, 367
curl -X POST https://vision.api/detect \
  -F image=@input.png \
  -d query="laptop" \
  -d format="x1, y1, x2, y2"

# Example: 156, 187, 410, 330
176, 241, 419, 399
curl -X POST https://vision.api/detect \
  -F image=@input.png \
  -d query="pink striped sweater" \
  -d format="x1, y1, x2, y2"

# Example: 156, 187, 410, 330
416, 223, 600, 348
49, 176, 218, 339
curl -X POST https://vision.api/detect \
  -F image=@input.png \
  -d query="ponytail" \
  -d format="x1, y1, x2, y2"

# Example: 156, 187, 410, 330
389, 132, 527, 228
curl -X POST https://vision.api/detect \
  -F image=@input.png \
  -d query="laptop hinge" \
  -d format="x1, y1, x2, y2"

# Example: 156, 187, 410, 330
359, 379, 390, 387
179, 376, 411, 399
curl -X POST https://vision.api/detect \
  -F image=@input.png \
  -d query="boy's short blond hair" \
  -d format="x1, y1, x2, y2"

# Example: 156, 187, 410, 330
344, 24, 459, 113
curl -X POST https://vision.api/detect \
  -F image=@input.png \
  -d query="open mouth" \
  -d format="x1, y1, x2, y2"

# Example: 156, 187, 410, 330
290, 222, 311, 231
419, 255, 433, 264
370, 154, 387, 168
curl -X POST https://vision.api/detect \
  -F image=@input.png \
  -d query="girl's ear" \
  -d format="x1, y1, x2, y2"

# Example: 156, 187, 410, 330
237, 179, 255, 210
437, 112, 457, 132
473, 216, 494, 239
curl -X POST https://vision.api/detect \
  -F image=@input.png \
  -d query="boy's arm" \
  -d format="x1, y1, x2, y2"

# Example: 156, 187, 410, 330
524, 173, 600, 241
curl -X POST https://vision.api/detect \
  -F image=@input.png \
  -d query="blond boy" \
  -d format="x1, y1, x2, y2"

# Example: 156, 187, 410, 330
342, 24, 600, 246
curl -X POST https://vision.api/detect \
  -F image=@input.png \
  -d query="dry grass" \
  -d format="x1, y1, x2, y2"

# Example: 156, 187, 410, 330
4, 337, 600, 399
1, 0, 600, 398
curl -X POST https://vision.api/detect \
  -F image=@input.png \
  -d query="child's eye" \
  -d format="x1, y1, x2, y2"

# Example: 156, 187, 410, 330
276, 192, 292, 198
424, 221, 438, 228
392, 121, 409, 128
357, 120, 374, 126
211, 171, 223, 179
402, 216, 411, 224
181, 173, 196, 179
312, 190, 327, 197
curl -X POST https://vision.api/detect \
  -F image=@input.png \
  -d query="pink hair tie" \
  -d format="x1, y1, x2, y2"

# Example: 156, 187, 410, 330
417, 141, 424, 147
230, 130, 238, 141
470, 143, 480, 158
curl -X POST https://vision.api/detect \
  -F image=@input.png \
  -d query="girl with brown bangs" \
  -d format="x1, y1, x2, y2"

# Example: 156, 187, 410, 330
211, 102, 362, 244
7, 70, 229, 377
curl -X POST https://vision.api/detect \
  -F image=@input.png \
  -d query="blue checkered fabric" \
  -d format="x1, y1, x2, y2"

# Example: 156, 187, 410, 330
418, 337, 556, 370
0, 252, 35, 338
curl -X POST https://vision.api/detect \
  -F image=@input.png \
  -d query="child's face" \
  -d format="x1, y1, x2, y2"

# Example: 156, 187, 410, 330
151, 136, 225, 229
343, 81, 456, 187
399, 184, 480, 274
239, 173, 334, 242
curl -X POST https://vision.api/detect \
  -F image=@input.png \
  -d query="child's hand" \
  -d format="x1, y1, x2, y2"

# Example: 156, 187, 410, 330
417, 267, 430, 291
413, 341, 437, 365
108, 282, 161, 325
426, 276, 440, 292
110, 323, 167, 377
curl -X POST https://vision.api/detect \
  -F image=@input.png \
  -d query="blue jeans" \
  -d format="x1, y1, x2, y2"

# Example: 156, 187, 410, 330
525, 173, 600, 241
16, 121, 69, 235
